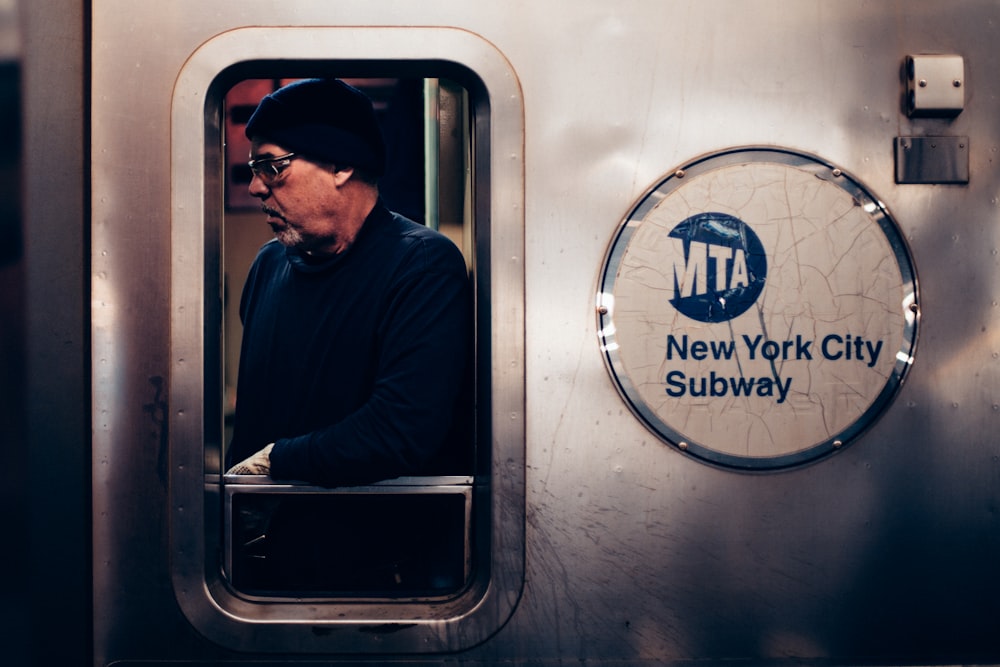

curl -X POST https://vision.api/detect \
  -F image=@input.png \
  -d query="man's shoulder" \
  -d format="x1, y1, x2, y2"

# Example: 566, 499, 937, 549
386, 210, 438, 239
379, 212, 464, 264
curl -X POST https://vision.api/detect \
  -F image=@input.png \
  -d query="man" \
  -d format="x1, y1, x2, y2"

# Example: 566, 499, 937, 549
226, 78, 472, 487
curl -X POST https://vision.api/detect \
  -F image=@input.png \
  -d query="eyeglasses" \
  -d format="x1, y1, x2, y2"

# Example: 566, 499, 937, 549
247, 152, 300, 185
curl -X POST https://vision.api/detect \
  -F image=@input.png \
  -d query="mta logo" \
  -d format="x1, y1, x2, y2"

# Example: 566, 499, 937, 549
668, 212, 767, 323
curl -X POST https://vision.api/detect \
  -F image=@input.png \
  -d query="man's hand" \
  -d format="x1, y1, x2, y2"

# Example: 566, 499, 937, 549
226, 443, 274, 475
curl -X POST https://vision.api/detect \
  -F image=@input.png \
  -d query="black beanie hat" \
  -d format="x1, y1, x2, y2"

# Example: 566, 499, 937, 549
245, 78, 386, 176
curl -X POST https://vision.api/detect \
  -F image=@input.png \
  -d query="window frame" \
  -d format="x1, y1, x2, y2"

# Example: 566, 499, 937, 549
169, 27, 524, 654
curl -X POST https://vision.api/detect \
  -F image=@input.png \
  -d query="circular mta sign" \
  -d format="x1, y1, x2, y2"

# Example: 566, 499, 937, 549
597, 148, 919, 471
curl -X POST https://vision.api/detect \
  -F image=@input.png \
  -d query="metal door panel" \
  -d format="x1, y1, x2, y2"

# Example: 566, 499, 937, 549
91, 1, 1000, 664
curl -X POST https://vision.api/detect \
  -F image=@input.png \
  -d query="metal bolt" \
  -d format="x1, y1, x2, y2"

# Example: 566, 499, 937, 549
674, 169, 686, 179
598, 306, 608, 315
919, 79, 928, 87
678, 441, 689, 450
832, 168, 842, 177
953, 79, 962, 87
909, 303, 919, 313
833, 440, 844, 448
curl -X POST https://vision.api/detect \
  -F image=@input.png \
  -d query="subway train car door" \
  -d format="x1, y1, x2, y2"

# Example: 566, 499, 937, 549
89, 1, 1000, 666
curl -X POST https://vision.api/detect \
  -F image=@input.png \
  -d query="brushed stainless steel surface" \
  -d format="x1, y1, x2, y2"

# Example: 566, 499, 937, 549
20, 2, 89, 665
895, 135, 971, 183
90, 1, 1000, 665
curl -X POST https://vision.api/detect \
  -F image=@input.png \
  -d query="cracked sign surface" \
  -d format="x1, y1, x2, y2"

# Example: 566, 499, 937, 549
598, 149, 918, 470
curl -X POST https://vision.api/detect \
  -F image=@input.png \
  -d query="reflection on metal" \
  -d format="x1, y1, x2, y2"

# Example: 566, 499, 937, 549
223, 476, 473, 600
598, 148, 919, 471
424, 78, 440, 229
895, 136, 970, 184
85, 0, 1000, 664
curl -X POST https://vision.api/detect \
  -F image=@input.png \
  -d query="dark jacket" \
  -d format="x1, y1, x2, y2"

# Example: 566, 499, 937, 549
228, 202, 472, 486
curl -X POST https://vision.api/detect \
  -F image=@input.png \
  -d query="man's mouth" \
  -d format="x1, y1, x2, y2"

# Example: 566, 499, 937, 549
262, 205, 284, 222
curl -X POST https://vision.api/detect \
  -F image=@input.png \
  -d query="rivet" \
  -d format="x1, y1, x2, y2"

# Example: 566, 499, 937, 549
919, 79, 928, 87
678, 441, 689, 450
909, 303, 919, 313
832, 168, 842, 177
598, 306, 608, 315
833, 440, 844, 448
674, 169, 686, 179
953, 79, 962, 87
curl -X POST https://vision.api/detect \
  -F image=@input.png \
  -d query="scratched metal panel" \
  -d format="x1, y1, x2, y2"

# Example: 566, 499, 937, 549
92, 0, 1000, 665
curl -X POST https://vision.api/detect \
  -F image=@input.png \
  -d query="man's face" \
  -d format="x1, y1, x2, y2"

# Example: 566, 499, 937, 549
248, 141, 347, 256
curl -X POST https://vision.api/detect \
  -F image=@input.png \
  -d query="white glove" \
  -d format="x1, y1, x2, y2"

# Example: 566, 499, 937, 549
226, 443, 274, 475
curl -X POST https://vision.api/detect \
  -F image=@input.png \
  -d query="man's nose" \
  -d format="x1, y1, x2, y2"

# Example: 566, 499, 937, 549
248, 173, 270, 198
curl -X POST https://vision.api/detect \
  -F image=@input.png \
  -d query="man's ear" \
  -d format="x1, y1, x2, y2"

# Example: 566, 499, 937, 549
332, 166, 355, 186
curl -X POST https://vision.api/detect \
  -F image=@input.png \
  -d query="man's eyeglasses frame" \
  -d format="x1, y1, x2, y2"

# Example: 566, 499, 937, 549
247, 152, 300, 185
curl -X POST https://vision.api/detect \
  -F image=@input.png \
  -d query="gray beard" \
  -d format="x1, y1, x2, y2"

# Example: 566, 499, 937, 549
274, 226, 305, 248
